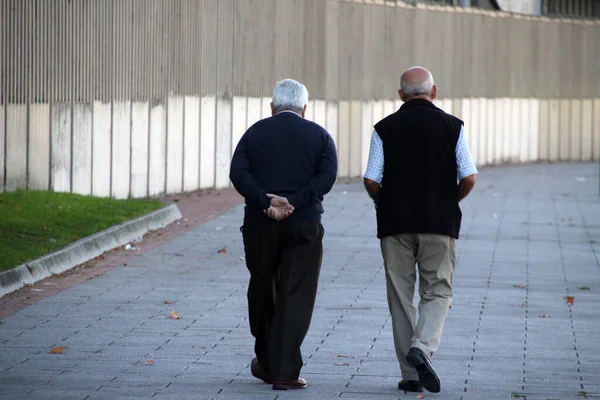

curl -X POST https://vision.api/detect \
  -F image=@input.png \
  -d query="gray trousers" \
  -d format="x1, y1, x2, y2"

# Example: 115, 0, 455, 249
381, 233, 456, 381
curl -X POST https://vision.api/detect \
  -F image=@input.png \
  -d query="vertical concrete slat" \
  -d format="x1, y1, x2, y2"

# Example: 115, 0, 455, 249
326, 101, 339, 151
510, 99, 521, 163
111, 101, 131, 199
349, 100, 362, 178
593, 99, 600, 162
361, 101, 373, 177
529, 99, 540, 162
71, 103, 93, 195
0, 104, 5, 191
548, 100, 560, 162
130, 101, 149, 198
502, 99, 512, 163
538, 100, 549, 161
231, 97, 247, 157
50, 103, 72, 193
92, 101, 111, 197
28, 104, 50, 190
478, 98, 488, 166
519, 99, 530, 163
569, 99, 582, 161
493, 99, 503, 165
314, 100, 327, 129
337, 101, 350, 179
5, 105, 28, 190
148, 102, 167, 196
246, 97, 262, 130
261, 97, 271, 120
559, 99, 570, 161
183, 96, 200, 192
581, 99, 593, 161
215, 97, 232, 189
166, 97, 184, 194
199, 96, 216, 189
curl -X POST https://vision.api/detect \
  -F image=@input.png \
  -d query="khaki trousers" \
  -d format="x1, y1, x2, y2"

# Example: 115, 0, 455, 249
381, 233, 456, 381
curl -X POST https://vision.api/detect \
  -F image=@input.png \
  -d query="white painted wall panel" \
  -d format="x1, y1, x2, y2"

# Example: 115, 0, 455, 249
486, 99, 495, 165
50, 103, 72, 193
479, 99, 489, 166
305, 100, 315, 122
149, 103, 167, 196
111, 102, 132, 199
548, 100, 560, 161
519, 99, 530, 163
569, 100, 582, 161
314, 100, 326, 129
361, 101, 373, 176
383, 100, 395, 119
183, 96, 200, 192
529, 99, 540, 162
130, 102, 149, 198
538, 100, 549, 161
5, 105, 28, 191
337, 101, 350, 178
581, 100, 593, 161
493, 99, 504, 164
394, 99, 403, 112
166, 97, 184, 194
372, 101, 384, 128
28, 104, 50, 190
215, 97, 232, 189
92, 101, 111, 197
231, 97, 247, 156
559, 100, 570, 161
261, 97, 271, 119
326, 101, 339, 151
594, 99, 600, 162
502, 99, 512, 163
350, 101, 362, 178
246, 97, 262, 129
462, 99, 474, 162
200, 96, 216, 189
72, 103, 93, 195
510, 99, 521, 162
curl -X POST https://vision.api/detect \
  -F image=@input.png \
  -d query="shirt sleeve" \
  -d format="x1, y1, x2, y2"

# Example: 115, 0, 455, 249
363, 130, 384, 184
456, 125, 478, 180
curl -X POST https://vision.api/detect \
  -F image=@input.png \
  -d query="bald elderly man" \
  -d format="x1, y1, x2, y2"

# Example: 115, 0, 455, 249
364, 67, 477, 394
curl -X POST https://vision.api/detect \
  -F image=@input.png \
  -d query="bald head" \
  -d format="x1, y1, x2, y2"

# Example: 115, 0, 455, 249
399, 66, 436, 102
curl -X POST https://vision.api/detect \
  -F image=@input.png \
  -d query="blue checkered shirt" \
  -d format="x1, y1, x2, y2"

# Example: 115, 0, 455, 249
364, 125, 478, 184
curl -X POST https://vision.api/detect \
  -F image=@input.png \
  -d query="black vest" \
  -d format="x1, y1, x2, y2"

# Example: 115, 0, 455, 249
374, 99, 463, 239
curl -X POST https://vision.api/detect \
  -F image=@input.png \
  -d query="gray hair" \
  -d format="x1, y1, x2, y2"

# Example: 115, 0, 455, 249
400, 68, 435, 97
272, 79, 309, 114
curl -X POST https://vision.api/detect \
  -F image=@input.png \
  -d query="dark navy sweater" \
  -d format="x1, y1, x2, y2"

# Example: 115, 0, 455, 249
229, 111, 338, 224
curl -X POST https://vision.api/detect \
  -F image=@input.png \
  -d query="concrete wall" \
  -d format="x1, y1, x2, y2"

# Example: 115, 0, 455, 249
0, 0, 599, 198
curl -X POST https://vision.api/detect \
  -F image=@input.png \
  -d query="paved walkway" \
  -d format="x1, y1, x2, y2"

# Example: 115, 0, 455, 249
1, 163, 599, 400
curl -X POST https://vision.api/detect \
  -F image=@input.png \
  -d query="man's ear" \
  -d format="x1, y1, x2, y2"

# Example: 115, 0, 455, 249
301, 104, 307, 118
430, 85, 437, 100
398, 89, 406, 102
270, 102, 276, 116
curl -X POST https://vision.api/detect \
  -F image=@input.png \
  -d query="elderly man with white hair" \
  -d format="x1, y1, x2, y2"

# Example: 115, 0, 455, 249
229, 79, 338, 390
364, 67, 477, 394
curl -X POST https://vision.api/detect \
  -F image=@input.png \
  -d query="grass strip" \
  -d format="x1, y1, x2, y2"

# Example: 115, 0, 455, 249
0, 190, 164, 272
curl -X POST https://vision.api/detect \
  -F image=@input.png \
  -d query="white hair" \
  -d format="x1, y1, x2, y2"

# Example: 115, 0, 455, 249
400, 68, 435, 97
272, 79, 309, 114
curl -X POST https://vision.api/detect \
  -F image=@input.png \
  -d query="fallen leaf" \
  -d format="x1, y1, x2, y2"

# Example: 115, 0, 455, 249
239, 256, 245, 261
164, 300, 176, 305
168, 310, 181, 319
331, 353, 355, 358
335, 363, 350, 366
578, 286, 591, 291
512, 284, 526, 289
416, 394, 425, 399
448, 305, 452, 309
192, 345, 205, 349
538, 314, 551, 318
143, 359, 155, 366
217, 248, 227, 254
49, 346, 68, 354
564, 296, 575, 305
98, 255, 105, 260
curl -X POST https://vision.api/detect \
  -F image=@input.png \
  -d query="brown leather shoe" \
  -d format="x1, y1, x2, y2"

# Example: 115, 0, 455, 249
272, 377, 308, 390
250, 358, 272, 384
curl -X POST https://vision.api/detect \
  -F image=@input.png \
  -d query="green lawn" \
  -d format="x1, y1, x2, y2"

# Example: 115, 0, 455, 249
0, 190, 164, 272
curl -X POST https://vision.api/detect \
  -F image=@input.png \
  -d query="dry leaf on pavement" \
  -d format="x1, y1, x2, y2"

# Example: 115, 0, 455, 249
218, 248, 227, 254
168, 310, 181, 319
144, 360, 155, 366
163, 300, 176, 305
416, 394, 425, 399
538, 314, 551, 318
564, 296, 575, 305
512, 284, 526, 289
49, 346, 68, 354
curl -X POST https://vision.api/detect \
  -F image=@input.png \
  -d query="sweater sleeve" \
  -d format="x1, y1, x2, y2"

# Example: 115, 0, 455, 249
229, 134, 271, 211
287, 133, 338, 211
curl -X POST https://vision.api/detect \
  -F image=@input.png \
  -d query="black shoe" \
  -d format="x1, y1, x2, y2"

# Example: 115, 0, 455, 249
406, 347, 441, 393
272, 377, 307, 390
250, 358, 272, 384
398, 380, 423, 392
